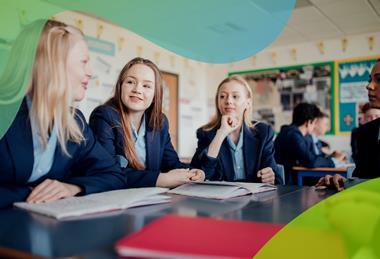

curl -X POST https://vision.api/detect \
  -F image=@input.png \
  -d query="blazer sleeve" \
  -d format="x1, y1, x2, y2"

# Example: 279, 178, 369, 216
65, 111, 127, 194
123, 168, 160, 188
289, 131, 334, 168
0, 186, 31, 209
190, 128, 219, 180
160, 116, 187, 172
259, 125, 282, 184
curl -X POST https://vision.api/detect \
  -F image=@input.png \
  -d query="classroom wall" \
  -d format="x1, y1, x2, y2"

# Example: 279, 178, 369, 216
53, 9, 380, 160
230, 32, 380, 71
210, 32, 380, 154
2, 5, 379, 158
54, 11, 210, 159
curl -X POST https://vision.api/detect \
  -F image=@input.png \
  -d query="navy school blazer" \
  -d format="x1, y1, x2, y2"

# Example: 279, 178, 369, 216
353, 118, 380, 178
0, 99, 127, 209
350, 127, 360, 164
89, 104, 187, 188
190, 122, 281, 184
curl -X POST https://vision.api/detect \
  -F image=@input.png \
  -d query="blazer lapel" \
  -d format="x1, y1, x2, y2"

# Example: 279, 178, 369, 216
145, 117, 160, 171
219, 138, 235, 181
6, 99, 34, 183
243, 124, 260, 181
46, 142, 69, 180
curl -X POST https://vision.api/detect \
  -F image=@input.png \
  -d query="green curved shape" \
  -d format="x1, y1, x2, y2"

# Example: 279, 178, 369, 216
47, 0, 295, 63
0, 1, 63, 138
0, 0, 295, 138
255, 179, 380, 259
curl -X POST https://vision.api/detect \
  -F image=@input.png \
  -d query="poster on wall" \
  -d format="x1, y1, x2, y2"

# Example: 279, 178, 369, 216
336, 57, 379, 134
230, 62, 334, 133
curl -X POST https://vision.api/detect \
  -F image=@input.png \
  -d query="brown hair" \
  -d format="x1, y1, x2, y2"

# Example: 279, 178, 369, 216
107, 57, 163, 169
202, 75, 253, 131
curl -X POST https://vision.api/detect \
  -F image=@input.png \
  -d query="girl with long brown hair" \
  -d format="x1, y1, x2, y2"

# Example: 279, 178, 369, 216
90, 57, 204, 188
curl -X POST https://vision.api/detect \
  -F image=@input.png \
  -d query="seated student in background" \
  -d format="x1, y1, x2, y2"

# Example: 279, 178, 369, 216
307, 112, 346, 162
317, 59, 380, 190
362, 102, 380, 122
191, 75, 278, 184
0, 20, 126, 209
274, 103, 338, 183
307, 112, 331, 155
90, 57, 204, 188
351, 102, 380, 164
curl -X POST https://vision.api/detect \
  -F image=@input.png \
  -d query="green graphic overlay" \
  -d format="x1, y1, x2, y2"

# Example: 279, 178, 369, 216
256, 179, 380, 259
1, 0, 294, 137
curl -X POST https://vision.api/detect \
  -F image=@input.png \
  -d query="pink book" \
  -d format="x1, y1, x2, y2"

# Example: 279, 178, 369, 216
115, 215, 283, 258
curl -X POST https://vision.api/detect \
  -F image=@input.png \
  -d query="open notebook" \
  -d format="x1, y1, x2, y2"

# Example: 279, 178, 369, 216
168, 181, 276, 199
14, 187, 169, 220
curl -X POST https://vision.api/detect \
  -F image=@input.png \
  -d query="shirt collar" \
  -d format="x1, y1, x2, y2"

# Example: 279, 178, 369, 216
131, 114, 146, 141
227, 127, 244, 151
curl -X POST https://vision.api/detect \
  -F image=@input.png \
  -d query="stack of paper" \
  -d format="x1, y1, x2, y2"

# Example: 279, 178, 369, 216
14, 187, 169, 219
168, 181, 276, 199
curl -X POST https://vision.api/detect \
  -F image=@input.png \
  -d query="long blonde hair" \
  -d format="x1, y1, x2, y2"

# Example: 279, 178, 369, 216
29, 20, 85, 156
202, 75, 253, 131
107, 57, 164, 170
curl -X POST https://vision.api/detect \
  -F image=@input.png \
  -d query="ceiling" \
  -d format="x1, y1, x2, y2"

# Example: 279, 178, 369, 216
271, 0, 380, 46
44, 0, 297, 63
35, 0, 380, 61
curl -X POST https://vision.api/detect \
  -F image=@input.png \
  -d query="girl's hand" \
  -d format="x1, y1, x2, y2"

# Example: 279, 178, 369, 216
257, 167, 275, 185
27, 179, 81, 204
219, 115, 240, 137
189, 169, 205, 182
156, 169, 194, 188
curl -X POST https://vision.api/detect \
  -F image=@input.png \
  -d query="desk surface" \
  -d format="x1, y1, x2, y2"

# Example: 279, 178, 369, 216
0, 180, 364, 258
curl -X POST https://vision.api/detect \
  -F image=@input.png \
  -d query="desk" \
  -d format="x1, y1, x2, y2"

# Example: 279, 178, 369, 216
0, 180, 364, 258
292, 166, 350, 187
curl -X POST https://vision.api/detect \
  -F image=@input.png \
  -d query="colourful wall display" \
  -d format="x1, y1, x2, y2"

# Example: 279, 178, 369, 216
335, 56, 379, 134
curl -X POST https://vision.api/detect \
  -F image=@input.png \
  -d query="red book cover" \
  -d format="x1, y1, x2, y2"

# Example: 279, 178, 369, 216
115, 215, 283, 258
